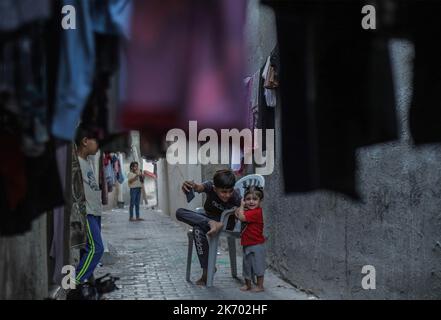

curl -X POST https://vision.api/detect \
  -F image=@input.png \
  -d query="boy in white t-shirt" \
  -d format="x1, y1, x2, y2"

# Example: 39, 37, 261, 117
74, 125, 104, 285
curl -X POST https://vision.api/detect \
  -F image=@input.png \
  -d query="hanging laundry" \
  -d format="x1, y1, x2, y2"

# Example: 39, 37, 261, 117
143, 170, 157, 180
99, 151, 108, 205
52, 0, 95, 141
0, 2, 66, 235
103, 153, 116, 192
0, 133, 27, 214
262, 56, 277, 107
81, 33, 119, 139
243, 71, 260, 155
0, 6, 52, 157
52, 0, 130, 141
50, 144, 69, 284
112, 154, 124, 184
0, 142, 64, 236
264, 46, 280, 90
257, 63, 275, 152
262, 0, 398, 199
250, 70, 260, 150
408, 2, 441, 144
120, 0, 247, 135
0, 0, 51, 32
244, 76, 254, 131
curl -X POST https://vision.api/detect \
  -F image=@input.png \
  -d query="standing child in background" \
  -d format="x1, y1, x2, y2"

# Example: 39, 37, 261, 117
127, 162, 144, 221
235, 186, 266, 292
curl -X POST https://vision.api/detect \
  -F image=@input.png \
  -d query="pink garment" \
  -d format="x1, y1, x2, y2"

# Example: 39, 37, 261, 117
121, 0, 247, 133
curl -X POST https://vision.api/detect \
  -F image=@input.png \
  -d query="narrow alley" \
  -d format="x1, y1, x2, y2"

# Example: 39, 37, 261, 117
93, 206, 311, 300
2, 0, 441, 304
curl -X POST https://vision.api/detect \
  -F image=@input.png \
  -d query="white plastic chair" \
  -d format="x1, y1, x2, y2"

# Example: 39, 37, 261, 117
185, 174, 265, 287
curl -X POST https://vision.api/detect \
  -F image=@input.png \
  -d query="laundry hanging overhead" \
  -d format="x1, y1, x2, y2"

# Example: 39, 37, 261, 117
0, 0, 66, 236
262, 0, 398, 199
408, 2, 441, 145
0, 0, 51, 32
120, 0, 248, 135
52, 0, 131, 141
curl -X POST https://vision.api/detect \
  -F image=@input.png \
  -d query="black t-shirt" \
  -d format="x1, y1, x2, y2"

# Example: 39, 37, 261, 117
201, 181, 241, 218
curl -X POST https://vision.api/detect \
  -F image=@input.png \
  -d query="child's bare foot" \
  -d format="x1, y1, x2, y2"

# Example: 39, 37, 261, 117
240, 285, 251, 291
195, 277, 207, 286
207, 221, 223, 237
251, 287, 264, 292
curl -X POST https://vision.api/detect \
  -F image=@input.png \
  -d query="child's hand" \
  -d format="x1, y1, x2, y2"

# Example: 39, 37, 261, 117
241, 199, 248, 210
235, 202, 246, 222
182, 181, 194, 193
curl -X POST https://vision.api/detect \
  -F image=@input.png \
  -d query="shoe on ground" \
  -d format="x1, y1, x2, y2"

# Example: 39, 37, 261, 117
66, 282, 99, 300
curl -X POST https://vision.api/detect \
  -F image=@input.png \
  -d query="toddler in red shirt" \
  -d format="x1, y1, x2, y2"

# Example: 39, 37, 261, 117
235, 186, 265, 292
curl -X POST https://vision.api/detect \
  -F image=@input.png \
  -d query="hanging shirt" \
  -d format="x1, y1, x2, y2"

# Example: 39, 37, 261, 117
241, 207, 265, 246
78, 156, 102, 216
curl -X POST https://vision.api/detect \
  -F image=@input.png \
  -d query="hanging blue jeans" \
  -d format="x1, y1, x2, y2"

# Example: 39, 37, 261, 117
129, 187, 141, 219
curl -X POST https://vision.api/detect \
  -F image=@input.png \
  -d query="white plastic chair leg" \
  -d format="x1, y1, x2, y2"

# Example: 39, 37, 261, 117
227, 237, 237, 278
206, 234, 220, 287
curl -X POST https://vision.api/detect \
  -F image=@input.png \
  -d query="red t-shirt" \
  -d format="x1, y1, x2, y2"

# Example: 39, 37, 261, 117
241, 207, 265, 246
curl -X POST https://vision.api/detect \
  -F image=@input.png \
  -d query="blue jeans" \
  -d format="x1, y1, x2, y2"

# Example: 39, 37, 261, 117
129, 187, 141, 219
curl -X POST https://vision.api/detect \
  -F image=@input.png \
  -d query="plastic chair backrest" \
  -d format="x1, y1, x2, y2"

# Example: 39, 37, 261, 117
234, 174, 265, 198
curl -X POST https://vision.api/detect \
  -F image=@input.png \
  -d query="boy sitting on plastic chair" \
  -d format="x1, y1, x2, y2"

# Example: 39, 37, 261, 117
176, 169, 241, 285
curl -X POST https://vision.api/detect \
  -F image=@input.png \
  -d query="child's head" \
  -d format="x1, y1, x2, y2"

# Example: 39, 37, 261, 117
75, 124, 99, 156
243, 186, 264, 210
213, 169, 236, 203
130, 162, 139, 172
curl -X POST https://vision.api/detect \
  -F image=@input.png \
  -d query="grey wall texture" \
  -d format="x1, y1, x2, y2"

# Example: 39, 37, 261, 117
246, 1, 441, 299
0, 215, 48, 299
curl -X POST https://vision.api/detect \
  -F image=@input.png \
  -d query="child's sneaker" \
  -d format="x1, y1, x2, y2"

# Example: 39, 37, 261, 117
66, 282, 99, 300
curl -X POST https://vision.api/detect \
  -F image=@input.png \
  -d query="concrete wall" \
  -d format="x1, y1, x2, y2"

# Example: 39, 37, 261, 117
157, 160, 203, 219
246, 1, 441, 299
0, 215, 48, 299
157, 159, 171, 216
